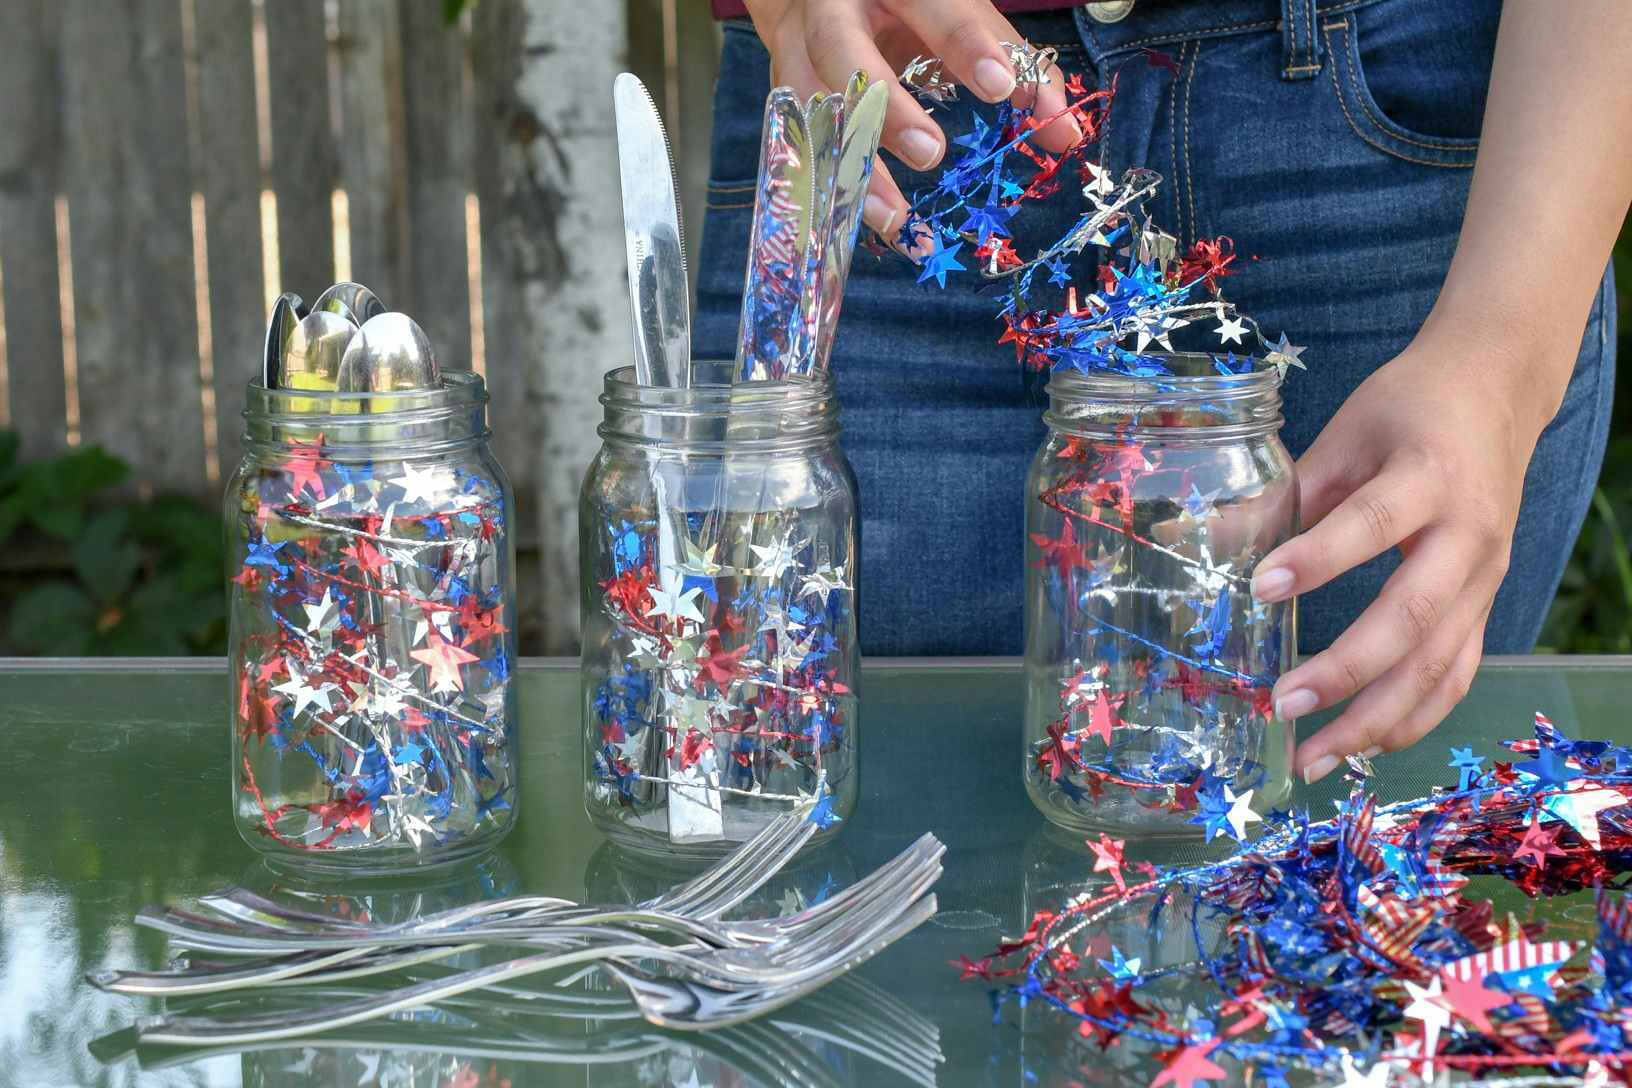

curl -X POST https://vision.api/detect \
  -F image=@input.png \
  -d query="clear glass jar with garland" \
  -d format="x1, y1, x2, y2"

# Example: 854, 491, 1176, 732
1024, 354, 1297, 838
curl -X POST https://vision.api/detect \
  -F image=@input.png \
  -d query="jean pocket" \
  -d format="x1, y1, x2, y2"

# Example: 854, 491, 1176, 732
706, 22, 772, 208
1318, 10, 1481, 168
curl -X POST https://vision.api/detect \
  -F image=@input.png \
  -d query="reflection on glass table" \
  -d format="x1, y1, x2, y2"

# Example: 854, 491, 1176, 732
0, 657, 1627, 1086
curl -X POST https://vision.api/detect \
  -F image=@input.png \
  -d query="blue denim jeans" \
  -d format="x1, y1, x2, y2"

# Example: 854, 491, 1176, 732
694, 0, 1616, 656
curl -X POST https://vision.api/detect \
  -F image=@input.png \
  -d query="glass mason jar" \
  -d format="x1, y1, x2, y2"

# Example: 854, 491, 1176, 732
1023, 355, 1296, 838
226, 371, 519, 872
580, 361, 859, 857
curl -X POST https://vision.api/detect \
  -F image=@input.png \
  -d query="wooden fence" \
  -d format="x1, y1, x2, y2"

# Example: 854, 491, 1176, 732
0, 0, 722, 652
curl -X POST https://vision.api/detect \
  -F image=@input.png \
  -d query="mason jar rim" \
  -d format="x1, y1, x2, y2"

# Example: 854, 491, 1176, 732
1044, 353, 1284, 441
241, 369, 490, 456
600, 362, 834, 412
1045, 352, 1283, 401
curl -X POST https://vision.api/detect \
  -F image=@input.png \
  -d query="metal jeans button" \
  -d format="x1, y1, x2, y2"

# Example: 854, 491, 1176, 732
1084, 0, 1134, 23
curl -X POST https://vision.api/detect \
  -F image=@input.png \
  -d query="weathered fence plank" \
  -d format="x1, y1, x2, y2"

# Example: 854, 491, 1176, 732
335, 0, 408, 307
59, 0, 206, 492
467, 0, 539, 524
192, 0, 264, 481
0, 2, 68, 459
263, 0, 337, 301
398, 3, 472, 375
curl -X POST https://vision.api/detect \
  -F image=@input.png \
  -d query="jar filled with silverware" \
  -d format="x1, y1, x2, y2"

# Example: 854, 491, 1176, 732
227, 283, 519, 872
580, 363, 859, 856
587, 71, 884, 854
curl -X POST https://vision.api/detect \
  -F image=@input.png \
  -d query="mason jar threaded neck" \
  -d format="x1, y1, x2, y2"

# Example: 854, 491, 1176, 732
1044, 353, 1283, 441
599, 362, 840, 452
241, 370, 490, 458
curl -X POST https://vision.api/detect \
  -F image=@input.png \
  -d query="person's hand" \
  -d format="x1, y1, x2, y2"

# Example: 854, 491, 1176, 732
1249, 328, 1562, 784
741, 0, 1083, 249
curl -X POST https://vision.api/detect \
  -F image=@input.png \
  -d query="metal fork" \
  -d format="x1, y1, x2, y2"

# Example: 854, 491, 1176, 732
104, 973, 940, 1087
93, 813, 817, 996
109, 833, 940, 993
127, 839, 940, 1042
133, 886, 937, 1046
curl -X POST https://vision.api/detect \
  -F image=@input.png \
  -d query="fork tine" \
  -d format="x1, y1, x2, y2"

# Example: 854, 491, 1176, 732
659, 813, 814, 918
644, 812, 798, 912
617, 893, 940, 1032
766, 833, 941, 928
770, 859, 941, 972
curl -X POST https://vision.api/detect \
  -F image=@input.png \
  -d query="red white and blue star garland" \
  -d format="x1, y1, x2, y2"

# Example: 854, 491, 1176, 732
588, 510, 854, 842
888, 47, 1302, 824
888, 50, 1307, 380
962, 712, 1632, 1087
231, 437, 516, 853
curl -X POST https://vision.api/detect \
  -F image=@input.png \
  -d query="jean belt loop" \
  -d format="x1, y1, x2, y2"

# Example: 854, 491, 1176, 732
1279, 0, 1324, 80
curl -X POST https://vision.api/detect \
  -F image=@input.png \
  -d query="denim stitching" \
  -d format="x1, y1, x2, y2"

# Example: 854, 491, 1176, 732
707, 200, 755, 210
1281, 0, 1299, 77
1322, 23, 1473, 168
1299, 0, 1310, 72
708, 182, 757, 193
1183, 40, 1199, 243
1103, 18, 1277, 54
1168, 42, 1181, 237
1087, 0, 1376, 58
1328, 20, 1479, 153
1601, 269, 1612, 349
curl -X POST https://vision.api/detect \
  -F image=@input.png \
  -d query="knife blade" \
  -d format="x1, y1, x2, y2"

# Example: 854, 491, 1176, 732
613, 73, 691, 388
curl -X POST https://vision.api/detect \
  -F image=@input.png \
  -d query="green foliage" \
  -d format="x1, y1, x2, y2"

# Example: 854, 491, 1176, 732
0, 434, 226, 656
1537, 225, 1632, 653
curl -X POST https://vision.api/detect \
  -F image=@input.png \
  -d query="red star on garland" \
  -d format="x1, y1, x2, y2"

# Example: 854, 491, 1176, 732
1151, 1040, 1227, 1088
1090, 832, 1128, 894
1514, 811, 1565, 867
411, 629, 480, 692
1436, 964, 1512, 1034
1030, 518, 1093, 580
673, 727, 714, 771
346, 537, 390, 580
1082, 686, 1127, 745
283, 436, 330, 500
1037, 718, 1082, 781
694, 632, 751, 692
954, 955, 996, 981
313, 795, 373, 834
456, 597, 508, 644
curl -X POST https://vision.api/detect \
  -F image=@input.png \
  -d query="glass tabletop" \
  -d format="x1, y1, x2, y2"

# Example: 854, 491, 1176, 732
1, 657, 1627, 1087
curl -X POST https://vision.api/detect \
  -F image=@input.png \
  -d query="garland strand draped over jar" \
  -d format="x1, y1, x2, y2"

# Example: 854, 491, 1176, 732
882, 44, 1307, 836
1023, 359, 1297, 836
580, 362, 858, 856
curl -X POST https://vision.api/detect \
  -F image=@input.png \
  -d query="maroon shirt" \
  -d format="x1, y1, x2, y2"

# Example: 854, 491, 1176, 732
711, 1, 1073, 17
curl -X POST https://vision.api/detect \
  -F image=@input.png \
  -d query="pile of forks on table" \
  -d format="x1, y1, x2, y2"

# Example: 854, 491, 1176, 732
92, 816, 943, 1051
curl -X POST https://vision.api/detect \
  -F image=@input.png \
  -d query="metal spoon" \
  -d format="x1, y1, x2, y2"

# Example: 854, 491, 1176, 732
312, 282, 386, 327
262, 292, 307, 389
336, 312, 439, 393
280, 310, 356, 392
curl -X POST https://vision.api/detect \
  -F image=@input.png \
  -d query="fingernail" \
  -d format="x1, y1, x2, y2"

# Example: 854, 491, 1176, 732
864, 194, 899, 238
1275, 688, 1318, 720
1251, 566, 1294, 602
1359, 745, 1383, 759
898, 128, 943, 171
1302, 754, 1341, 785
974, 56, 1018, 102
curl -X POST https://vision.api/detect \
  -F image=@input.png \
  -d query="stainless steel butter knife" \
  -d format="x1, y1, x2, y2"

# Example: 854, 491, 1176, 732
613, 73, 691, 388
